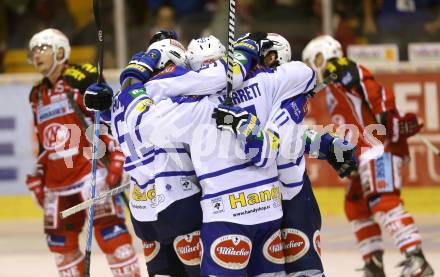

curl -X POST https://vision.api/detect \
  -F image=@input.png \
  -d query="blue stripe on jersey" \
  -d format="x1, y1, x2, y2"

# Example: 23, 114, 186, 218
124, 156, 154, 171
279, 116, 289, 126
303, 67, 316, 93
170, 95, 206, 104
138, 170, 196, 189
282, 180, 304, 188
275, 111, 286, 121
197, 161, 254, 181
201, 176, 279, 200
277, 156, 303, 170
135, 107, 151, 142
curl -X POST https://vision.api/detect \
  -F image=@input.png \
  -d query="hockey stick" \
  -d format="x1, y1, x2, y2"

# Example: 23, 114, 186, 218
223, 0, 236, 106
416, 134, 440, 156
83, 0, 104, 275
61, 182, 130, 219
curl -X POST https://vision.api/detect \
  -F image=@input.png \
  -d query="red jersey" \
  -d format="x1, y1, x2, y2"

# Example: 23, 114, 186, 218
29, 63, 114, 189
323, 57, 410, 159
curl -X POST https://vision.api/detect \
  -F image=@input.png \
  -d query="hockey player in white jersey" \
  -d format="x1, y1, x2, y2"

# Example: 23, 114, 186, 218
207, 33, 356, 277
85, 34, 320, 276
86, 31, 205, 277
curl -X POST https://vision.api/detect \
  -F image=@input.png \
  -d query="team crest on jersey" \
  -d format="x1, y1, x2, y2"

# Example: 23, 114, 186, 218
262, 230, 284, 264
43, 123, 70, 150
313, 230, 321, 256
173, 231, 201, 266
210, 234, 252, 270
281, 228, 310, 263
143, 241, 160, 262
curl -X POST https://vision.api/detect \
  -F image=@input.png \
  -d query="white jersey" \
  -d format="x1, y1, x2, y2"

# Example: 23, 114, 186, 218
213, 63, 316, 201
114, 60, 246, 222
267, 96, 310, 200
117, 60, 314, 225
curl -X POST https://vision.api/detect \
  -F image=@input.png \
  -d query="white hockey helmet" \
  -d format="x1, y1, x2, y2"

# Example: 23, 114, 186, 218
146, 38, 187, 69
261, 33, 291, 65
29, 28, 71, 64
302, 35, 343, 71
186, 35, 226, 70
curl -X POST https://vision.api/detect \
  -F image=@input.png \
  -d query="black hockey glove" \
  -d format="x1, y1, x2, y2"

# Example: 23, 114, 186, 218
327, 137, 358, 178
212, 104, 261, 141
84, 82, 113, 112
237, 32, 274, 54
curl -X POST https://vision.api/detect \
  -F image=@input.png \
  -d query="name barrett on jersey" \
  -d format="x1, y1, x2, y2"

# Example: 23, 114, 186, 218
217, 83, 262, 105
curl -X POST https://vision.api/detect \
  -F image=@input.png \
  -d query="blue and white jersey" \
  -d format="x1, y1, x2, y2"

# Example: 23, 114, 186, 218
112, 59, 248, 222
145, 59, 246, 103
111, 90, 199, 222
268, 94, 310, 200
212, 62, 315, 201
117, 60, 315, 224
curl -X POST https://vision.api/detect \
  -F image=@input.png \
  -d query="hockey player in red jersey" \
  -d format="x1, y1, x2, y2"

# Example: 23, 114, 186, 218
26, 28, 140, 277
302, 35, 433, 277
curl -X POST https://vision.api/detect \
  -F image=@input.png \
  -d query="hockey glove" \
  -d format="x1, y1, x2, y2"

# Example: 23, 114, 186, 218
213, 104, 261, 142
304, 130, 357, 178
26, 168, 45, 208
106, 150, 125, 188
234, 39, 261, 72
382, 111, 423, 143
237, 32, 274, 54
149, 30, 178, 45
119, 49, 161, 85
84, 82, 113, 112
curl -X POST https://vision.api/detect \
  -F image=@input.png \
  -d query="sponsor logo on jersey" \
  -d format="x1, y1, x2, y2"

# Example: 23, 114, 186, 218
228, 185, 280, 209
173, 231, 201, 266
262, 230, 284, 264
114, 244, 135, 260
132, 184, 147, 201
47, 234, 66, 247
37, 100, 73, 123
143, 241, 160, 262
210, 234, 252, 270
135, 98, 153, 112
146, 185, 165, 208
64, 67, 86, 81
211, 197, 225, 214
313, 230, 321, 256
374, 153, 393, 193
281, 228, 310, 263
129, 88, 146, 99
43, 123, 70, 150
181, 177, 193, 191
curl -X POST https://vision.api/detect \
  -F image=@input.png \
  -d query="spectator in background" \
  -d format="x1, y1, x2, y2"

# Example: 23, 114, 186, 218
363, 0, 440, 59
149, 4, 182, 42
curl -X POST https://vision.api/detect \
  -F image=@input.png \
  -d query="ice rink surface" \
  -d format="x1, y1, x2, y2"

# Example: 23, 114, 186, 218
1, 215, 439, 277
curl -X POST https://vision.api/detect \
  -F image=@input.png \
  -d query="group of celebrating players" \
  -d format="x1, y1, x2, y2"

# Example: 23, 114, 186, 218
26, 27, 433, 277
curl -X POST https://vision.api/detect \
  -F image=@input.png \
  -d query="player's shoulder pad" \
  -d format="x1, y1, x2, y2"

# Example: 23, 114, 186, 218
150, 64, 190, 81
245, 64, 274, 80
63, 63, 99, 92
280, 94, 308, 124
324, 57, 360, 88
